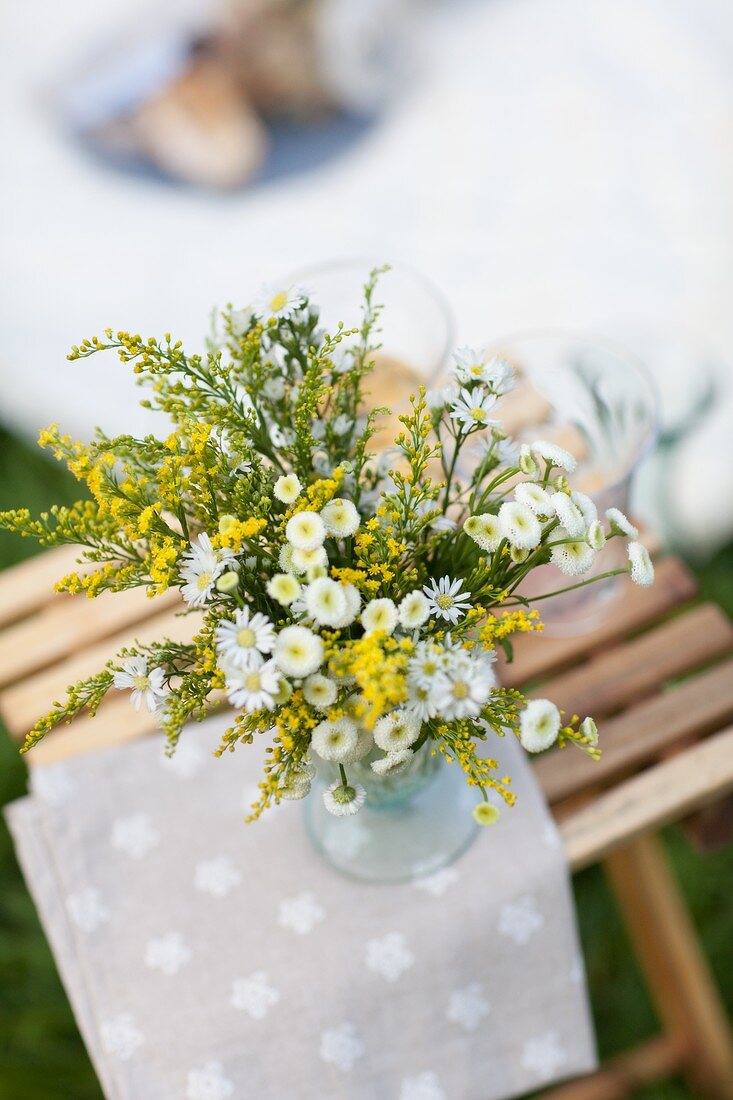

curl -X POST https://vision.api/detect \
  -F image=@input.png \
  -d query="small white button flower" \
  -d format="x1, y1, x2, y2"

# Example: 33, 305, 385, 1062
312, 717, 359, 762
215, 608, 275, 669
303, 673, 338, 710
194, 856, 241, 898
100, 1014, 145, 1061
113, 656, 167, 713
366, 931, 414, 982
449, 387, 500, 430
285, 510, 326, 551
145, 931, 192, 976
580, 716, 599, 745
305, 577, 348, 627
320, 497, 360, 537
628, 541, 655, 586
521, 1030, 567, 1078
587, 520, 606, 550
110, 813, 160, 859
225, 658, 281, 712
447, 981, 491, 1031
530, 439, 578, 473
552, 493, 586, 537
606, 506, 639, 538
463, 513, 501, 552
186, 1060, 235, 1100
66, 887, 110, 933
550, 528, 596, 576
266, 572, 302, 606
252, 284, 304, 321
423, 576, 472, 624
399, 1071, 446, 1100
278, 891, 326, 934
373, 711, 421, 752
571, 490, 598, 526
319, 1022, 365, 1072
498, 501, 542, 549
274, 625, 324, 677
515, 482, 553, 517
323, 781, 367, 816
361, 597, 399, 635
273, 473, 302, 503
398, 590, 430, 630
498, 895, 545, 945
231, 971, 280, 1019
519, 699, 561, 753
291, 545, 328, 574
179, 533, 228, 608
371, 749, 413, 776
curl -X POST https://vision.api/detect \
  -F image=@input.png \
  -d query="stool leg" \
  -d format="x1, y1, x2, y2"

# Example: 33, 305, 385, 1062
604, 833, 733, 1099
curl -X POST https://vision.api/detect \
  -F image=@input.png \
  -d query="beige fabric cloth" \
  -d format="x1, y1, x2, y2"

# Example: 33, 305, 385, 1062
6, 717, 596, 1100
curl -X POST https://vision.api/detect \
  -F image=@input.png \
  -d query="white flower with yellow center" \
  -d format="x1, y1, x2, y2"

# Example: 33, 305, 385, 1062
449, 388, 500, 430
274, 474, 302, 504
302, 673, 338, 711
530, 439, 578, 473
266, 573, 301, 606
398, 590, 430, 630
452, 348, 516, 393
226, 659, 281, 712
274, 625, 324, 678
311, 717, 359, 762
519, 699, 561, 753
434, 652, 494, 720
515, 483, 553, 518
252, 284, 304, 321
628, 541, 654, 586
408, 641, 446, 690
286, 511, 326, 552
291, 546, 328, 574
606, 507, 639, 538
215, 608, 275, 670
320, 498, 360, 538
361, 598, 398, 636
113, 656, 167, 713
498, 501, 541, 549
323, 782, 366, 817
464, 513, 501, 552
373, 711, 421, 752
305, 578, 348, 628
179, 533, 228, 608
371, 749, 413, 776
550, 527, 595, 576
423, 576, 472, 624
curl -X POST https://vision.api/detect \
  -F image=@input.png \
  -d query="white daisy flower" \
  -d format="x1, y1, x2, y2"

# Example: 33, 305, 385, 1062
252, 285, 304, 321
266, 573, 301, 606
226, 659, 281, 712
552, 493, 586, 537
305, 578, 348, 628
494, 435, 520, 465
408, 641, 448, 690
606, 507, 639, 538
113, 656, 167, 713
179, 533, 228, 608
323, 782, 366, 817
303, 674, 338, 710
530, 439, 578, 473
274, 625, 324, 678
320, 498, 360, 538
463, 513, 501, 552
398, 590, 430, 630
274, 474, 302, 503
449, 388, 500, 430
515, 482, 553, 517
286, 511, 326, 551
312, 717, 359, 763
373, 711, 421, 752
361, 598, 399, 636
332, 414, 353, 437
550, 528, 595, 575
434, 653, 495, 720
498, 501, 541, 549
215, 608, 275, 669
519, 698, 561, 752
580, 716, 599, 745
291, 546, 328, 574
371, 749, 413, 776
425, 384, 457, 411
628, 541, 654, 586
423, 576, 472, 624
404, 682, 439, 723
452, 348, 515, 393
571, 490, 598, 526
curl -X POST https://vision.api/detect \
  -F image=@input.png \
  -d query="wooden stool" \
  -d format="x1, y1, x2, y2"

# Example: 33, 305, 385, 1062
1, 547, 732, 1099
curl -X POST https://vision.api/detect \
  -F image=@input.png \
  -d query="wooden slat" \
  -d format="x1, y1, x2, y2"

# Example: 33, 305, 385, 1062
533, 603, 733, 720
0, 606, 201, 737
542, 1034, 688, 1100
501, 556, 697, 688
562, 725, 733, 871
0, 586, 179, 690
535, 657, 733, 805
0, 544, 80, 628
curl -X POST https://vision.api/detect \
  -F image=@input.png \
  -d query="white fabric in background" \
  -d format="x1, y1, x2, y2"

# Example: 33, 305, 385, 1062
1, 0, 732, 551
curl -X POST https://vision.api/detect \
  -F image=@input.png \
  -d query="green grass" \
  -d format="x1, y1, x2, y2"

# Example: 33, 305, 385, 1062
0, 426, 731, 1099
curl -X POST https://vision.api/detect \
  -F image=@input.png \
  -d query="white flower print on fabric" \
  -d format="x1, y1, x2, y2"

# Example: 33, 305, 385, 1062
194, 857, 241, 899
277, 891, 326, 935
498, 895, 545, 946
319, 1022, 364, 1072
110, 813, 160, 859
231, 971, 280, 1019
413, 866, 459, 898
160, 738, 207, 779
399, 1070, 447, 1100
446, 981, 491, 1032
66, 887, 110, 933
32, 765, 75, 806
100, 1014, 145, 1061
365, 932, 414, 982
144, 932, 192, 976
186, 1060, 235, 1100
522, 1030, 568, 1078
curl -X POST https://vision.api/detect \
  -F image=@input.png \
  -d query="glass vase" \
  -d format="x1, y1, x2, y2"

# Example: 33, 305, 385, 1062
303, 743, 478, 883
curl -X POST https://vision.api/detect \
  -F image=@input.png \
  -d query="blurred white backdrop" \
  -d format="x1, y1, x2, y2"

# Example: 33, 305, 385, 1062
1, 0, 732, 552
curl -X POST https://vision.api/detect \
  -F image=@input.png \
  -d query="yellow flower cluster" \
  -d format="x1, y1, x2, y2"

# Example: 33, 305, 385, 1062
479, 609, 543, 645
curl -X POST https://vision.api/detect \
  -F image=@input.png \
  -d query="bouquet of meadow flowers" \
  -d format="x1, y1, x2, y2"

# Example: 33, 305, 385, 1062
0, 270, 654, 824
